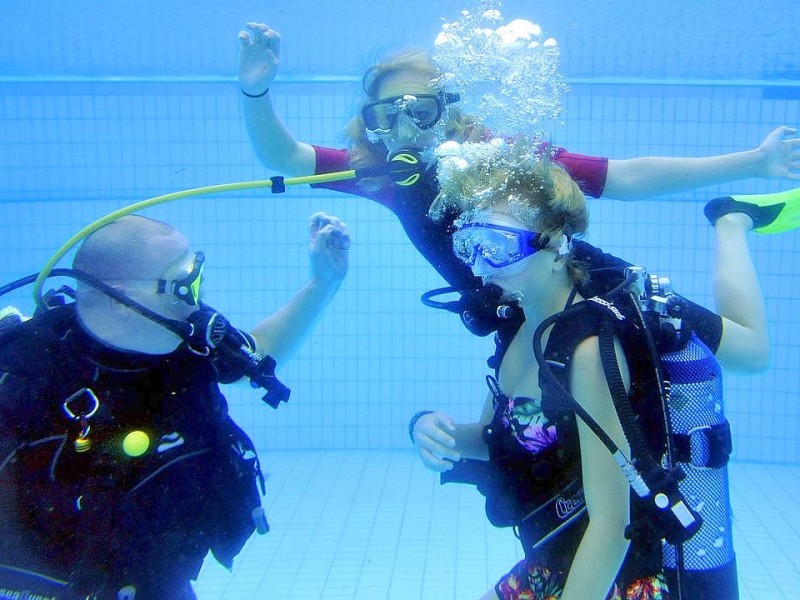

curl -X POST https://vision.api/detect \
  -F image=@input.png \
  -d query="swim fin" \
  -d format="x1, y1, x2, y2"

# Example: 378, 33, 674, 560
704, 188, 800, 234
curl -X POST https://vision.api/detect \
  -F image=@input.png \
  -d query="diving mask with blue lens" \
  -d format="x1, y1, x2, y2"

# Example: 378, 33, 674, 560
452, 223, 544, 269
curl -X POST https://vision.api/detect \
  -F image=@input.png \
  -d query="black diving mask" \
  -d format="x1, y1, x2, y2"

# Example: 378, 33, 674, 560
157, 251, 205, 306
362, 92, 460, 134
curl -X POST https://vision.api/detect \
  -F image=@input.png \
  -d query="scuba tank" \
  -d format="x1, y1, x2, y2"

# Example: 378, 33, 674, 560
660, 336, 737, 596
634, 269, 737, 598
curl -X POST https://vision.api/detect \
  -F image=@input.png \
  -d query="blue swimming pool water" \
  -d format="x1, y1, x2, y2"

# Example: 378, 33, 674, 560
1, 1, 798, 598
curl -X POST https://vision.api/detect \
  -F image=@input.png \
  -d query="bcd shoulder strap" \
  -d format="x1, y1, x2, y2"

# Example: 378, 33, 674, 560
537, 290, 703, 547
540, 292, 668, 473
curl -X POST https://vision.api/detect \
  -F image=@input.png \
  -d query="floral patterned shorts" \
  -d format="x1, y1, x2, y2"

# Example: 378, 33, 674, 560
496, 560, 670, 600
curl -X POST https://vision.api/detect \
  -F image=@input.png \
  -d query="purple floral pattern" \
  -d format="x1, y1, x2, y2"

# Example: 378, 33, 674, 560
503, 396, 558, 453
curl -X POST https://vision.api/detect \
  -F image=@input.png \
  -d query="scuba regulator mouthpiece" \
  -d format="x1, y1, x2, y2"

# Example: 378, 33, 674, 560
421, 284, 522, 337
351, 149, 423, 187
387, 150, 423, 187
187, 307, 290, 408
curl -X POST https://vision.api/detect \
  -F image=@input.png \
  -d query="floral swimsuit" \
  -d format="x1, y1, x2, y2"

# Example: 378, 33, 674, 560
487, 376, 670, 600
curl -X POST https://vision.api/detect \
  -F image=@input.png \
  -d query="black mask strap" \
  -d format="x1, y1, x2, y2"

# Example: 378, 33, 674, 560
49, 268, 193, 339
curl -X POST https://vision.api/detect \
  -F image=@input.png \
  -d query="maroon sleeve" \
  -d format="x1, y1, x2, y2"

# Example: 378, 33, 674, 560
551, 147, 608, 199
309, 145, 396, 209
310, 145, 361, 195
313, 145, 349, 174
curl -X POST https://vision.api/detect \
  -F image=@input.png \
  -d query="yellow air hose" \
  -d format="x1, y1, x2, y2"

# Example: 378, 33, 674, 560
32, 170, 357, 307
32, 149, 423, 307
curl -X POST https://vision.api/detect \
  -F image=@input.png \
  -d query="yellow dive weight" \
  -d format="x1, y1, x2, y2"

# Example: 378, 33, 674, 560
122, 430, 151, 457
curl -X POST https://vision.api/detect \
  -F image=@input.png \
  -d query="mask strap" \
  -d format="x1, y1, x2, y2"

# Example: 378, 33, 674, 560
52, 268, 193, 339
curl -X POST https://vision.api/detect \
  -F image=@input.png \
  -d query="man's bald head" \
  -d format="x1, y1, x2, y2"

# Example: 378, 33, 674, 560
73, 215, 190, 282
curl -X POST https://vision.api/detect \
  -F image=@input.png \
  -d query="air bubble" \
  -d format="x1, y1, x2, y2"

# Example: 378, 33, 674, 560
432, 0, 567, 137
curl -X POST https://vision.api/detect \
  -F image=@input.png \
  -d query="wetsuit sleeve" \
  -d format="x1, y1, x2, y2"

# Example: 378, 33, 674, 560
309, 145, 363, 195
673, 295, 724, 354
308, 145, 397, 212
551, 147, 609, 198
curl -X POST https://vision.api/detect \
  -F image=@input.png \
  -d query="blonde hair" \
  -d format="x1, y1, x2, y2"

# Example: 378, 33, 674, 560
431, 137, 589, 283
345, 48, 487, 191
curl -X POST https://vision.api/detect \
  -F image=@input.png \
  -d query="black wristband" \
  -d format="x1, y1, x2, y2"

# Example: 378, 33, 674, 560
408, 410, 434, 443
241, 87, 269, 98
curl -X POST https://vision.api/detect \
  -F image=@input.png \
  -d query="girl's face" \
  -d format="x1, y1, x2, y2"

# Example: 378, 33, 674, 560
370, 71, 449, 155
456, 211, 547, 298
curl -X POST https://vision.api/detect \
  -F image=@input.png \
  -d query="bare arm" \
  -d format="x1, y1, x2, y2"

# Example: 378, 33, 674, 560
451, 390, 494, 460
411, 391, 494, 471
561, 336, 631, 600
251, 213, 349, 366
604, 126, 800, 200
238, 22, 316, 175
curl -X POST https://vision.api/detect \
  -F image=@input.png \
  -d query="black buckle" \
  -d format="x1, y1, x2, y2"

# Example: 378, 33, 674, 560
672, 420, 731, 469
